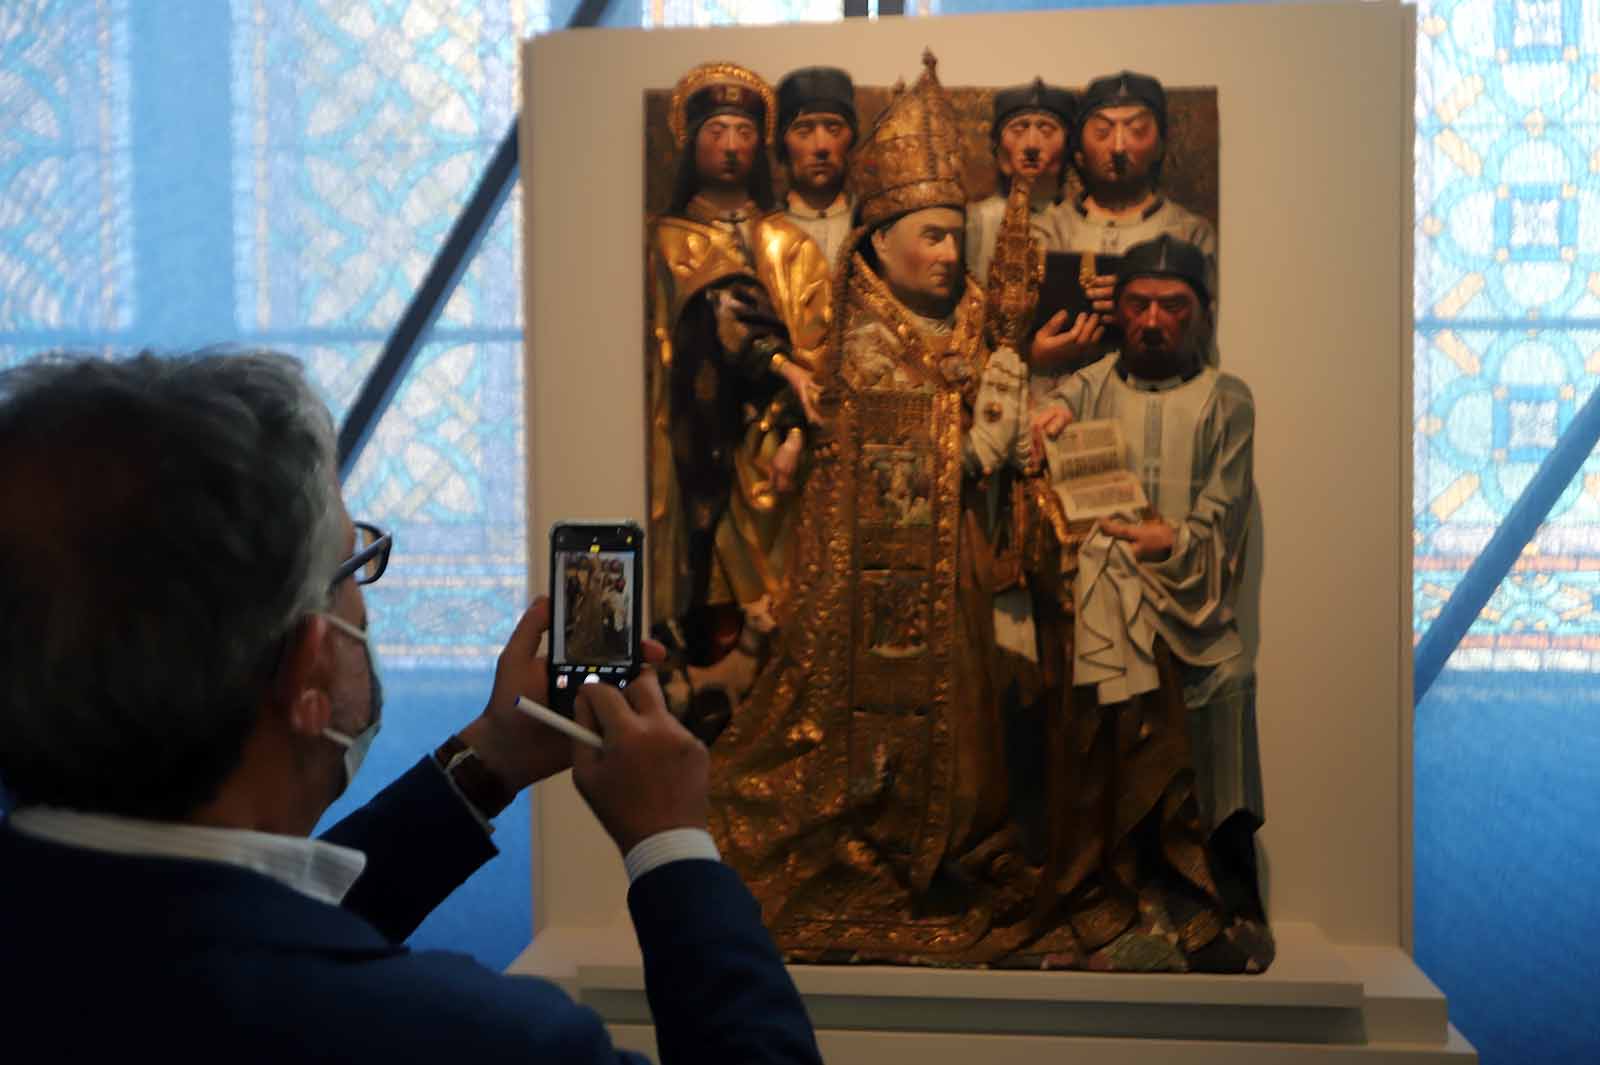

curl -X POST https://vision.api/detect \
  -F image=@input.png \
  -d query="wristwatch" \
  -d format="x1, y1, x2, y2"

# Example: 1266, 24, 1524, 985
433, 735, 514, 824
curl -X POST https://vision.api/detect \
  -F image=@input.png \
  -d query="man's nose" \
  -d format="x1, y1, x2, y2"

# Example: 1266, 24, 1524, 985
935, 235, 960, 263
1141, 302, 1163, 329
1112, 126, 1126, 153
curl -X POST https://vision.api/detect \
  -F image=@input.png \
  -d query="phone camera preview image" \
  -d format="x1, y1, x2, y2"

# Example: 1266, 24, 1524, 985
549, 528, 641, 712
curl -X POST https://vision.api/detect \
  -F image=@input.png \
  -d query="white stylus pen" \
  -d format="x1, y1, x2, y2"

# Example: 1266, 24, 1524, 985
514, 695, 604, 749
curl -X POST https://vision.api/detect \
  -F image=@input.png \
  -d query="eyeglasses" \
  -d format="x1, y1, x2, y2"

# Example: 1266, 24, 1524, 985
330, 521, 392, 588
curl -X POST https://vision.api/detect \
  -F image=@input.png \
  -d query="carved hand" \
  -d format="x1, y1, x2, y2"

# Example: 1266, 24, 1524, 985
1097, 517, 1176, 562
712, 285, 756, 355
1087, 274, 1118, 323
1030, 310, 1104, 371
969, 346, 1028, 474
1028, 404, 1074, 473
771, 427, 805, 494
712, 280, 786, 358
777, 361, 824, 426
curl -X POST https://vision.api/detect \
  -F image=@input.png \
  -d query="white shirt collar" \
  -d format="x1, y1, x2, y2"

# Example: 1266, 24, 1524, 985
8, 806, 368, 907
1125, 370, 1186, 393
786, 189, 851, 220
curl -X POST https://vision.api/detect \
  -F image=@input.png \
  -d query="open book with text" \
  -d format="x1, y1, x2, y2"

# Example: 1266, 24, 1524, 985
1048, 419, 1150, 522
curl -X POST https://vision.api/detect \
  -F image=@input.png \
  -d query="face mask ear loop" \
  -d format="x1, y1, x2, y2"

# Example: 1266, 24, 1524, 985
317, 612, 383, 793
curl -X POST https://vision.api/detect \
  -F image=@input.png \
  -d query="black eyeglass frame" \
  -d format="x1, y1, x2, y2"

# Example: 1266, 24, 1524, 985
330, 521, 393, 588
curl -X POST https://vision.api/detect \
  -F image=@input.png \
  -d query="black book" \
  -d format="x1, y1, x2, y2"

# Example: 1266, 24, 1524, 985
1032, 251, 1123, 342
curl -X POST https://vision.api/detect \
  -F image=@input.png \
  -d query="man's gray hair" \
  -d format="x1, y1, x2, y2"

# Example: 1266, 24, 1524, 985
0, 351, 345, 817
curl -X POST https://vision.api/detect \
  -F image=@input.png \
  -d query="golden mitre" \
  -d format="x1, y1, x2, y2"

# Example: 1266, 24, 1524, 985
668, 61, 778, 149
849, 49, 967, 230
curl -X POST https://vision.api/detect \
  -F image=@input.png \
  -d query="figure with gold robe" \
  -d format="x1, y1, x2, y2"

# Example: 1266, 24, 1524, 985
707, 52, 1044, 965
647, 63, 832, 700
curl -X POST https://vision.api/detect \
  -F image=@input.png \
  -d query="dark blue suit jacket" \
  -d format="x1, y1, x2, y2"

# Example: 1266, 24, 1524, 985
0, 759, 821, 1065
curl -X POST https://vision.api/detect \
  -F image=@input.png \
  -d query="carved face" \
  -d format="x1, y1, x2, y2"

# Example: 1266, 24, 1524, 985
783, 113, 853, 196
872, 207, 965, 310
693, 114, 760, 190
996, 111, 1066, 186
1114, 276, 1205, 377
1075, 104, 1162, 193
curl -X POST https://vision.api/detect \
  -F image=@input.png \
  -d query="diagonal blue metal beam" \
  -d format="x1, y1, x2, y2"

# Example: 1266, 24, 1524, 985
337, 0, 618, 479
336, 119, 518, 479
568, 0, 614, 25
1414, 383, 1600, 701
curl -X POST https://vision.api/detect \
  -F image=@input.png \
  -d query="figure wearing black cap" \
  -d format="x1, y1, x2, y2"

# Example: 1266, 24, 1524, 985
1033, 235, 1269, 971
776, 66, 857, 266
647, 62, 833, 682
1039, 70, 1218, 372
965, 78, 1075, 292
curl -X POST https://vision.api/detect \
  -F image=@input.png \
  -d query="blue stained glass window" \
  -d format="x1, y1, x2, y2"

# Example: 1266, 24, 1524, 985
0, 0, 551, 970
0, 0, 133, 342
1414, 0, 1600, 672
643, 0, 840, 26
230, 0, 540, 665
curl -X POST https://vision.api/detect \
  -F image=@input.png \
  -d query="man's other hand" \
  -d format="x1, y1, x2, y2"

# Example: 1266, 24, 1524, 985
1028, 404, 1073, 473
1087, 273, 1117, 321
772, 427, 805, 494
1097, 517, 1176, 562
777, 361, 824, 426
1030, 310, 1104, 371
572, 671, 709, 856
460, 598, 667, 796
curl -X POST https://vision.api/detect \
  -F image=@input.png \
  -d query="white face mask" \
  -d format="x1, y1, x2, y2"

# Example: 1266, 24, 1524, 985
320, 613, 384, 795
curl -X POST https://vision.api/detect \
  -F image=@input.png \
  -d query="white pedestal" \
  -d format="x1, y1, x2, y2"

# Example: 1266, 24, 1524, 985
510, 922, 1475, 1063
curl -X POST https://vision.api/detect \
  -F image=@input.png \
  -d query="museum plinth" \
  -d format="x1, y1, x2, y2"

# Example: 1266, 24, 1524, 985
512, 921, 1471, 1062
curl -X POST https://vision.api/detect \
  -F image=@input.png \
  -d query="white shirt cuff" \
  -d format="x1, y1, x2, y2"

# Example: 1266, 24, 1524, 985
622, 828, 721, 884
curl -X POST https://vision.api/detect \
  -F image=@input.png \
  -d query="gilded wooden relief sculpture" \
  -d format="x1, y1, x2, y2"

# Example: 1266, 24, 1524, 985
645, 50, 1269, 973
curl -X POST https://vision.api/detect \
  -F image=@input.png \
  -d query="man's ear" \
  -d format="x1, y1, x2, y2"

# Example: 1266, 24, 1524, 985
871, 224, 891, 258
274, 614, 335, 739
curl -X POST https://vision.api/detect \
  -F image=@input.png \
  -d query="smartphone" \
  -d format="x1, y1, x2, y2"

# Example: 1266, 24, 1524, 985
547, 521, 644, 715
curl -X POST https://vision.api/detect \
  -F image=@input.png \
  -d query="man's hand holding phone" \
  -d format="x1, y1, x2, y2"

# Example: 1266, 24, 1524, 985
548, 522, 645, 714
571, 671, 710, 855
458, 596, 667, 797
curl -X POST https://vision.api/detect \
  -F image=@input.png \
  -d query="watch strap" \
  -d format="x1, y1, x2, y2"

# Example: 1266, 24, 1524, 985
433, 735, 515, 824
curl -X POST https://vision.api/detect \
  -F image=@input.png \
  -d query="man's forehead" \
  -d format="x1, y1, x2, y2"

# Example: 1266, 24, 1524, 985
1003, 110, 1063, 131
906, 206, 964, 230
790, 111, 847, 126
1085, 104, 1154, 126
1122, 276, 1198, 298
703, 114, 757, 131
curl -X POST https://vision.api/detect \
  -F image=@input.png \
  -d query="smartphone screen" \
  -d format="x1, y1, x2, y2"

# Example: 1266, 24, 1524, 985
548, 522, 643, 714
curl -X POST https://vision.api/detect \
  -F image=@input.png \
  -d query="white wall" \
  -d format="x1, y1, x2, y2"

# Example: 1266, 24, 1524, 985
521, 1, 1413, 950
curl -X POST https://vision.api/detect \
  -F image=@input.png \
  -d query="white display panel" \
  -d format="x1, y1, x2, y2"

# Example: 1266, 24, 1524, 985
520, 1, 1413, 951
